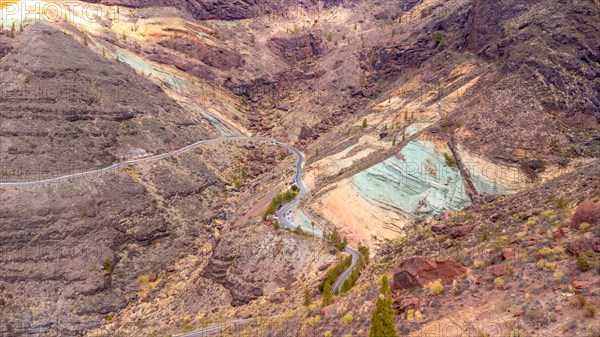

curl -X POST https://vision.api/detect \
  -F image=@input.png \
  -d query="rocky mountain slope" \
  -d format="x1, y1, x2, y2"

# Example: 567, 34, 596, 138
0, 0, 598, 336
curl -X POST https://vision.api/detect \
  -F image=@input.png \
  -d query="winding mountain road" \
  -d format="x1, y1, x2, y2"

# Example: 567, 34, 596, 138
0, 135, 360, 336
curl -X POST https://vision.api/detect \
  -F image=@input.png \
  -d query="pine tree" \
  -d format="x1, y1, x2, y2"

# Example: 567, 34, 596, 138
303, 289, 312, 306
322, 281, 333, 307
83, 34, 88, 46
361, 118, 368, 129
380, 275, 391, 296
370, 275, 397, 337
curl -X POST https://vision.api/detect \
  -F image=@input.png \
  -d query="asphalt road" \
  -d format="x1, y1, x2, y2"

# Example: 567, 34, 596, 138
0, 136, 291, 187
174, 319, 249, 337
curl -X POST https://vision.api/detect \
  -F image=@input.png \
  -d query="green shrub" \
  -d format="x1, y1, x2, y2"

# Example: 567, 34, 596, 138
493, 277, 505, 289
341, 312, 353, 325
102, 258, 112, 272
425, 279, 444, 295
585, 306, 597, 318
303, 288, 312, 306
576, 295, 587, 307
577, 250, 599, 272
444, 153, 457, 167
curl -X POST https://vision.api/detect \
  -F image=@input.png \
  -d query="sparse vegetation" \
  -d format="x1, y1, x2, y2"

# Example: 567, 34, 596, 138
424, 279, 445, 295
102, 258, 112, 272
432, 32, 445, 50
444, 153, 458, 168
324, 228, 348, 251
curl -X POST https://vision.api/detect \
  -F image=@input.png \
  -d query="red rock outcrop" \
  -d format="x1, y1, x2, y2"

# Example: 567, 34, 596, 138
392, 257, 467, 291
571, 200, 600, 227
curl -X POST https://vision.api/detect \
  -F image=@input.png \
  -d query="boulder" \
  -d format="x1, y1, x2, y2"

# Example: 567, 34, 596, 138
392, 257, 467, 291
393, 296, 423, 313
430, 225, 445, 233
500, 248, 515, 260
571, 200, 600, 227
492, 263, 507, 277
449, 224, 474, 238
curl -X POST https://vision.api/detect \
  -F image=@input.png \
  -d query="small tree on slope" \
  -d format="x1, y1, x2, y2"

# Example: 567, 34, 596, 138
370, 275, 398, 337
322, 280, 333, 307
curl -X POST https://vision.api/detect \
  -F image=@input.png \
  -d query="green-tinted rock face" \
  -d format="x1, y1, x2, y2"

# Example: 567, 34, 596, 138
352, 140, 471, 217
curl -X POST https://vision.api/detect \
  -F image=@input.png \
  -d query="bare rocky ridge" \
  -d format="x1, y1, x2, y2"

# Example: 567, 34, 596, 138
80, 0, 359, 20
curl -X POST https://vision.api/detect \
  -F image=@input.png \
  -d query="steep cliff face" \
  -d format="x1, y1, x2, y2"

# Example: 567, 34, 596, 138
456, 0, 600, 163
464, 0, 600, 118
80, 0, 359, 20
268, 33, 326, 64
